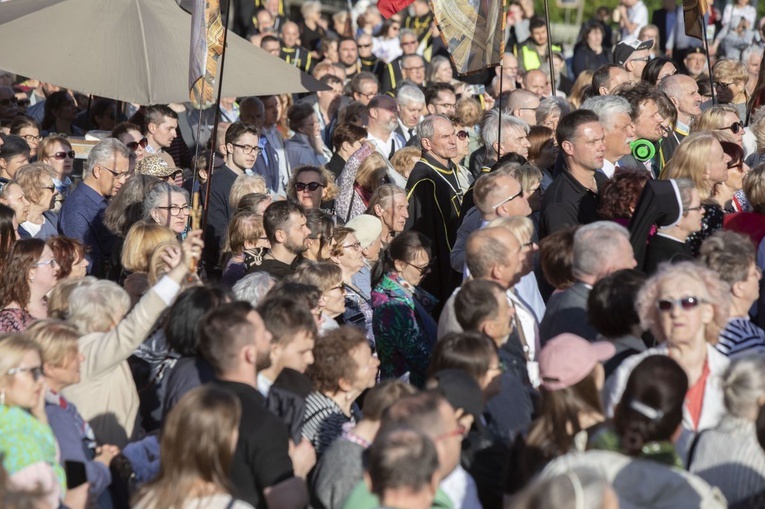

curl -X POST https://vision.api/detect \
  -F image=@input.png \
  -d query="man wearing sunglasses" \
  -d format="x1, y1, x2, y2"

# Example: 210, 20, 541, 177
613, 38, 653, 83
59, 138, 130, 278
357, 34, 386, 84
204, 121, 262, 273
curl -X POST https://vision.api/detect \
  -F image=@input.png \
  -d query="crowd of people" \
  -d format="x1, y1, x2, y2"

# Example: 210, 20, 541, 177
5, 0, 765, 508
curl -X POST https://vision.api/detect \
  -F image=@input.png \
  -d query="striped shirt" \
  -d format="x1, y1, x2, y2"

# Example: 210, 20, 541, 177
301, 392, 360, 457
690, 415, 765, 504
716, 317, 765, 357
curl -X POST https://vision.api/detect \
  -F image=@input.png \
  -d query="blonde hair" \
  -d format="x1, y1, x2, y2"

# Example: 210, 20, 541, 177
121, 221, 179, 273
228, 174, 267, 211
15, 162, 57, 205
568, 70, 595, 110
38, 135, 72, 162
691, 105, 740, 133
68, 280, 131, 334
224, 212, 265, 255
659, 132, 720, 199
751, 116, 765, 154
26, 319, 80, 368
356, 151, 389, 191
713, 59, 748, 86
48, 276, 97, 319
456, 97, 482, 127
744, 163, 765, 214
290, 260, 342, 293
487, 216, 534, 244
390, 147, 421, 180
0, 335, 41, 397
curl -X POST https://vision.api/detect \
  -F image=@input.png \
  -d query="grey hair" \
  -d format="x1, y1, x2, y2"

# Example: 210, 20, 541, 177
233, 272, 275, 307
401, 53, 424, 68
428, 56, 451, 82
743, 46, 765, 66
417, 114, 452, 141
399, 28, 417, 40
535, 97, 570, 126
658, 73, 694, 103
143, 181, 189, 220
518, 466, 612, 509
84, 138, 131, 179
674, 178, 696, 211
572, 221, 630, 278
68, 279, 131, 334
397, 85, 426, 107
723, 356, 765, 419
300, 0, 321, 17
481, 109, 530, 147
580, 95, 632, 131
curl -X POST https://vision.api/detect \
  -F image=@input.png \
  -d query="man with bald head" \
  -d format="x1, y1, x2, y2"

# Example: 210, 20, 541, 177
279, 21, 313, 73
406, 114, 464, 309
659, 73, 702, 161
505, 89, 539, 127
522, 69, 549, 99
438, 226, 522, 338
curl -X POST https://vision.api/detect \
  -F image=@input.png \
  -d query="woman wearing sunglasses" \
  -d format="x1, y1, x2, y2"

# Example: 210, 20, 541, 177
711, 138, 750, 212
0, 335, 86, 509
371, 231, 437, 388
450, 118, 476, 194
692, 104, 745, 148
287, 166, 337, 212
111, 122, 147, 163
0, 238, 59, 332
605, 262, 730, 457
38, 135, 75, 209
711, 59, 749, 122
15, 163, 60, 240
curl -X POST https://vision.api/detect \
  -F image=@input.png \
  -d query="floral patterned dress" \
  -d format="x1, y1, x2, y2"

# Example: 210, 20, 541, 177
371, 272, 438, 388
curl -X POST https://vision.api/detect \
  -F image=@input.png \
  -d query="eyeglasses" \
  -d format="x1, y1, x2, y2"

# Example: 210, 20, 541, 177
684, 205, 703, 212
655, 296, 706, 312
403, 260, 432, 276
718, 122, 743, 134
39, 185, 56, 192
126, 137, 148, 151
435, 425, 467, 441
727, 160, 745, 172
33, 258, 58, 268
99, 165, 129, 179
157, 204, 191, 216
295, 181, 324, 192
231, 143, 263, 156
715, 81, 733, 89
21, 134, 42, 143
343, 241, 362, 251
456, 130, 469, 140
7, 365, 43, 381
53, 150, 76, 160
491, 187, 524, 210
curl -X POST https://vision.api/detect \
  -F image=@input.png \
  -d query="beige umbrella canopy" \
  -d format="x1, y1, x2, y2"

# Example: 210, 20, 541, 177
0, 0, 325, 104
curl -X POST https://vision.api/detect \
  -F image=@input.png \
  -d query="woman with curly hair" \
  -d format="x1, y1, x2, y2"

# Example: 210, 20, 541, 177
598, 168, 650, 227
302, 326, 379, 457
287, 165, 338, 213
605, 262, 731, 452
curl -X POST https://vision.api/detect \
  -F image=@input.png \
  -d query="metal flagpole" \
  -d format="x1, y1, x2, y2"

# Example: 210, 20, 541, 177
543, 0, 556, 94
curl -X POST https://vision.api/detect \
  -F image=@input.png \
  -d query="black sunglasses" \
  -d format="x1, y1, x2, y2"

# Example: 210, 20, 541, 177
719, 122, 743, 134
53, 150, 76, 160
456, 130, 469, 140
295, 182, 324, 192
126, 137, 148, 151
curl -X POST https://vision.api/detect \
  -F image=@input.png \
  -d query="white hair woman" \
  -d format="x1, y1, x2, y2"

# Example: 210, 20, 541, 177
689, 356, 765, 504
604, 262, 731, 459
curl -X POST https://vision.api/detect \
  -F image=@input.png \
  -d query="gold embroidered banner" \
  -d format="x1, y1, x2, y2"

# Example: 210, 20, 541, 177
189, 0, 224, 109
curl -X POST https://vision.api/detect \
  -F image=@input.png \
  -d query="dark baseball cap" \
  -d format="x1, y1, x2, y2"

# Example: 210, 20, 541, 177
613, 38, 655, 66
686, 47, 707, 56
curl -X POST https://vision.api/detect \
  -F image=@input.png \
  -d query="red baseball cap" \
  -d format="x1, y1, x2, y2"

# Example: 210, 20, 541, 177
538, 334, 615, 391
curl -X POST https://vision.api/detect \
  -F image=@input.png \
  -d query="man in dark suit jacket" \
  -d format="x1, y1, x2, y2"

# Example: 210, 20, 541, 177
539, 221, 638, 343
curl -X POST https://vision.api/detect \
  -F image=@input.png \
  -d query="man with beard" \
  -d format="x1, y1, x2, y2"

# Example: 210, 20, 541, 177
248, 200, 311, 279
203, 302, 316, 509
366, 95, 406, 165
406, 114, 464, 312
338, 37, 360, 79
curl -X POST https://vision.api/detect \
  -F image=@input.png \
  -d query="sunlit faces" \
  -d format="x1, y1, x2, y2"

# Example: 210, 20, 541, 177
603, 112, 635, 161
321, 279, 346, 317
398, 102, 424, 129
1, 182, 30, 223
150, 191, 190, 234
498, 126, 531, 158
1, 153, 29, 180
295, 170, 325, 209
684, 52, 707, 77
633, 99, 664, 141
339, 40, 358, 67
655, 274, 713, 347
36, 176, 59, 210
118, 128, 146, 162
247, 310, 274, 371
338, 232, 365, 273
423, 118, 459, 161
281, 212, 311, 254
97, 154, 130, 197
563, 121, 605, 171
31, 245, 59, 292
3, 350, 44, 409
45, 349, 84, 388
17, 127, 41, 158
349, 342, 380, 392
149, 115, 178, 148
227, 132, 260, 172
275, 329, 315, 374
395, 247, 430, 286
706, 139, 731, 185
380, 193, 409, 233
720, 111, 744, 147
428, 90, 457, 116
42, 141, 73, 180
678, 188, 704, 234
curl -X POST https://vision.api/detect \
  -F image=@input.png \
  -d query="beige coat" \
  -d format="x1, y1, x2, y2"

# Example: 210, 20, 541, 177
63, 287, 175, 448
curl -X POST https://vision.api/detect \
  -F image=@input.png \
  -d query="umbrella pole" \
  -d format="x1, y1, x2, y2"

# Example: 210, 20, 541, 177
544, 0, 555, 94
201, 0, 234, 235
